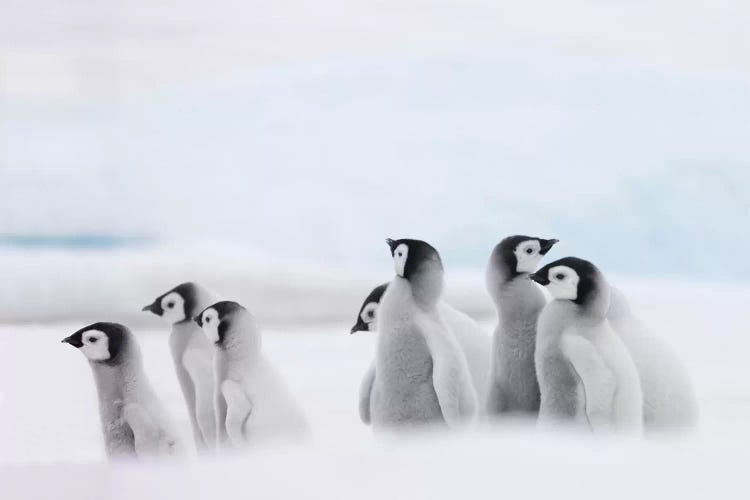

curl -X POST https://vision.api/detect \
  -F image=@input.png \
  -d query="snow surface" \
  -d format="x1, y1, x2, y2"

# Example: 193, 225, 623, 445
1, 278, 748, 499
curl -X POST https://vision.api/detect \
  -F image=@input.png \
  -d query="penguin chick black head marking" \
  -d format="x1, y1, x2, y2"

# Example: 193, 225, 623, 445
62, 322, 130, 364
529, 257, 600, 306
142, 282, 200, 324
350, 283, 389, 334
492, 235, 559, 280
385, 238, 442, 280
195, 301, 244, 346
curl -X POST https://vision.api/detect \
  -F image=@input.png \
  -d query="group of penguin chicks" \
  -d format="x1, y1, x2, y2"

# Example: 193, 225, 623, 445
61, 235, 698, 461
352, 237, 697, 434
62, 287, 309, 459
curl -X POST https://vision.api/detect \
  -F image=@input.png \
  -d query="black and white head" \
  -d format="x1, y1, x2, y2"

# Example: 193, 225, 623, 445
350, 283, 388, 334
142, 282, 200, 325
385, 238, 443, 280
194, 301, 245, 346
491, 235, 559, 280
529, 257, 608, 313
62, 322, 131, 364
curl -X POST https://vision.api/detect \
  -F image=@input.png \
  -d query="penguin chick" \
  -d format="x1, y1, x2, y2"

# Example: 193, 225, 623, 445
143, 282, 219, 451
351, 282, 491, 424
350, 283, 389, 334
195, 301, 310, 449
369, 238, 477, 430
607, 287, 699, 432
62, 322, 184, 459
485, 235, 558, 417
531, 258, 643, 435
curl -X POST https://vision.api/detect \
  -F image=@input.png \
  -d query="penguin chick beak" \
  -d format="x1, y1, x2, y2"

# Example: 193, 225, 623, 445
142, 302, 162, 315
193, 316, 203, 327
61, 334, 83, 348
350, 321, 367, 334
539, 238, 559, 255
528, 273, 550, 286
385, 238, 397, 253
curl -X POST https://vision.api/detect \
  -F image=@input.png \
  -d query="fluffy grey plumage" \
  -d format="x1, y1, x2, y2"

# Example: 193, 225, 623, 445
608, 287, 699, 432
485, 235, 558, 417
351, 282, 491, 418
532, 258, 643, 435
369, 239, 477, 431
143, 282, 218, 451
195, 302, 310, 449
62, 323, 183, 459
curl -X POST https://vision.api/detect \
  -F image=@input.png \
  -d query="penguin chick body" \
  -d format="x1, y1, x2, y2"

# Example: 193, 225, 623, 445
351, 282, 490, 422
143, 282, 219, 451
369, 238, 477, 430
62, 323, 184, 459
531, 258, 643, 436
195, 301, 310, 449
485, 236, 558, 417
608, 287, 699, 432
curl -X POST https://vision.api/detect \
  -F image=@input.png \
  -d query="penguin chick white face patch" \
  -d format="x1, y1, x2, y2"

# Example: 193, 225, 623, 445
199, 308, 221, 344
79, 330, 111, 361
514, 239, 543, 274
544, 265, 580, 301
360, 302, 378, 330
160, 292, 186, 324
393, 243, 409, 277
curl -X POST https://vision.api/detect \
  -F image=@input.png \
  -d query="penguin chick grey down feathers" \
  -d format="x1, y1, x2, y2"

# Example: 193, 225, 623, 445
143, 282, 219, 451
195, 301, 310, 448
607, 287, 699, 432
367, 238, 478, 430
351, 282, 491, 423
531, 258, 643, 435
485, 235, 558, 417
62, 323, 184, 459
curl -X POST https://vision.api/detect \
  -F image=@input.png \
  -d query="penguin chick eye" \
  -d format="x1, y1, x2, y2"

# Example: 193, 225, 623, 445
525, 248, 534, 254
88, 337, 97, 343
205, 317, 211, 323
367, 310, 375, 319
555, 273, 565, 280
397, 251, 403, 257
167, 302, 175, 309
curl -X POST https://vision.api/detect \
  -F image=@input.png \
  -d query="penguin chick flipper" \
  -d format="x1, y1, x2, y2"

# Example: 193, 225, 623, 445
358, 364, 376, 425
221, 380, 253, 447
183, 349, 217, 447
561, 335, 617, 434
424, 324, 478, 426
123, 403, 169, 457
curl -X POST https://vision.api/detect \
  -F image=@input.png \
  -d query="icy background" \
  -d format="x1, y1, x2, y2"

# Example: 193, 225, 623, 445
1, 1, 749, 498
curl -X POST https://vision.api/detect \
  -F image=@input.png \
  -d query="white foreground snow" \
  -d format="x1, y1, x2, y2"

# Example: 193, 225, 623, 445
0, 278, 748, 499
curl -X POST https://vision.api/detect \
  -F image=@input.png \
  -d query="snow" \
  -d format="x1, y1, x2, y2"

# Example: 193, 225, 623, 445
1, 278, 748, 498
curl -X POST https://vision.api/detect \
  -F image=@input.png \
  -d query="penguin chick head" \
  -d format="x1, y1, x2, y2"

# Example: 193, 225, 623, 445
385, 238, 443, 280
194, 301, 245, 346
492, 235, 559, 279
350, 283, 388, 334
529, 257, 604, 307
142, 282, 200, 324
62, 322, 129, 363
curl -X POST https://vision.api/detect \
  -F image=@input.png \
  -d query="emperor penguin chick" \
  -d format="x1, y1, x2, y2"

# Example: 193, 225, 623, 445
531, 258, 643, 435
62, 322, 184, 459
143, 282, 219, 451
608, 287, 699, 432
195, 301, 310, 449
369, 238, 477, 430
485, 235, 558, 417
351, 282, 491, 424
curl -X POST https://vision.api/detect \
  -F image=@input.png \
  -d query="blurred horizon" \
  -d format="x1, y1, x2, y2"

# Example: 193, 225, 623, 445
2, 0, 749, 282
